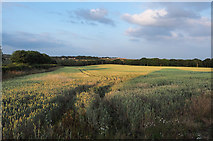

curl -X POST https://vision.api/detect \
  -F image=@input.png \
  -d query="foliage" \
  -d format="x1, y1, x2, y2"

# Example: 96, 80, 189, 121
2, 63, 58, 80
53, 56, 213, 68
10, 50, 55, 64
5, 50, 213, 67
2, 63, 57, 73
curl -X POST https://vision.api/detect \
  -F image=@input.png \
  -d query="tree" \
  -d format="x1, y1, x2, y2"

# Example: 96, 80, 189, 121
203, 58, 212, 67
193, 58, 202, 67
11, 50, 53, 64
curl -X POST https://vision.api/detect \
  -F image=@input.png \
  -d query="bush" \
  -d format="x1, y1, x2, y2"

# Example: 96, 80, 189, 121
10, 50, 53, 64
2, 63, 30, 73
2, 63, 57, 73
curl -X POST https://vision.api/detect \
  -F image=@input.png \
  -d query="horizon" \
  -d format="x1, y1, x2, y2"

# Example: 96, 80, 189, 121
3, 51, 211, 60
2, 2, 211, 60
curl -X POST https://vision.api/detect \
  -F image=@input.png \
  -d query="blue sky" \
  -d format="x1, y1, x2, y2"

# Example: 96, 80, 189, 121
2, 2, 211, 59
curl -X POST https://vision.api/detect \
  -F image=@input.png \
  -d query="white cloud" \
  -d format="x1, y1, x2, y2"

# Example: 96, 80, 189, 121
122, 7, 210, 40
122, 9, 168, 26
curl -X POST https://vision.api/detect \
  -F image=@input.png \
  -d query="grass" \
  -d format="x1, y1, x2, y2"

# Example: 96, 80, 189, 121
105, 68, 211, 138
2, 64, 212, 139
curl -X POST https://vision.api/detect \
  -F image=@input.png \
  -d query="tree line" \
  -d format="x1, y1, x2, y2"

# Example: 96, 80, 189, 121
4, 50, 213, 68
55, 57, 213, 68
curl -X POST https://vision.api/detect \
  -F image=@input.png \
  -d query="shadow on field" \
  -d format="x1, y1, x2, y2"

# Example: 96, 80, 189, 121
93, 85, 111, 98
99, 68, 212, 139
49, 84, 94, 123
6, 84, 95, 139
3, 68, 211, 139
49, 68, 212, 139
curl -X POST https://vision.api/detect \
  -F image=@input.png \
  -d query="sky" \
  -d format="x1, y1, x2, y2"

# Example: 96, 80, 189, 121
2, 2, 211, 59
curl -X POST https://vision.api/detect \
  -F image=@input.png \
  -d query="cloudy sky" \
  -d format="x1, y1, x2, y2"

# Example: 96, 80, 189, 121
2, 2, 211, 59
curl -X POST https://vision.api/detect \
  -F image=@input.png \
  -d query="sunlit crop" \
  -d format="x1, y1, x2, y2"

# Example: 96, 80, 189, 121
2, 65, 212, 139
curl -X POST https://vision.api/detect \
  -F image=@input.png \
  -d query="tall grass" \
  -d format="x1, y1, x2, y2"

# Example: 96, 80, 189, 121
2, 65, 212, 139
103, 69, 211, 139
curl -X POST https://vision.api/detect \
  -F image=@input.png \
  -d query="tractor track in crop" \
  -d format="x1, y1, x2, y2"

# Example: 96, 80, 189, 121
79, 69, 96, 77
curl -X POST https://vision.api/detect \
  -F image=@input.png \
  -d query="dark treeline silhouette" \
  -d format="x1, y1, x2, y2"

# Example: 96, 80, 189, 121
53, 56, 213, 68
2, 50, 57, 74
10, 50, 56, 64
2, 50, 212, 68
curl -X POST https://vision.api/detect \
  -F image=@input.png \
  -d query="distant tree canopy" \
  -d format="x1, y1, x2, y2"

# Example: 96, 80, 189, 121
9, 50, 213, 67
11, 50, 54, 64
53, 56, 213, 68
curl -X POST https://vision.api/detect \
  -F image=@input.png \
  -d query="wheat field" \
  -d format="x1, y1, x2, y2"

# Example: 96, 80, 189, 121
2, 65, 212, 139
